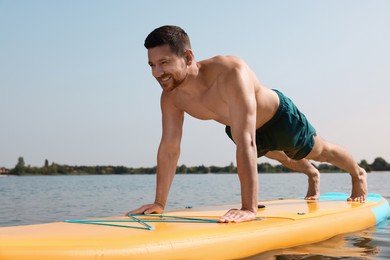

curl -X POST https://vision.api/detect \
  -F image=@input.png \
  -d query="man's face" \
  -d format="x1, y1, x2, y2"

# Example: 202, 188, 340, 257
148, 45, 188, 92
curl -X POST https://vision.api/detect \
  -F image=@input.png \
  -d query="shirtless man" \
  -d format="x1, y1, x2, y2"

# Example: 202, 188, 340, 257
128, 25, 367, 223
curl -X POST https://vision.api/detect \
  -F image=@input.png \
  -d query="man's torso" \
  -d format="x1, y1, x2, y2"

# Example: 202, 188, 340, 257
163, 55, 280, 129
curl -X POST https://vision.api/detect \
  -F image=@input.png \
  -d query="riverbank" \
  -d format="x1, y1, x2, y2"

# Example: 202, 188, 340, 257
3, 156, 390, 176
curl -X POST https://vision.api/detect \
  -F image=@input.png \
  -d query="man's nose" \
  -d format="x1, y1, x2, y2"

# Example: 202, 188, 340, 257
153, 65, 164, 78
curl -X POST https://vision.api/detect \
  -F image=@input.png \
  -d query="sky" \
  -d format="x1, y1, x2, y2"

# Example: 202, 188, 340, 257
1, 0, 389, 169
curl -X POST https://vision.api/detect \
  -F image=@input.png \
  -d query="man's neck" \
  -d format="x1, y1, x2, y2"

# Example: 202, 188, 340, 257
175, 62, 202, 93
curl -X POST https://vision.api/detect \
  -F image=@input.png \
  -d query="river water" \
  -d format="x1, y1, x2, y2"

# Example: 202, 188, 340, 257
1, 172, 389, 259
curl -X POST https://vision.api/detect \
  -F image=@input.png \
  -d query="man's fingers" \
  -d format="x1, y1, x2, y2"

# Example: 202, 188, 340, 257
126, 205, 152, 215
144, 209, 156, 214
218, 209, 256, 223
126, 208, 143, 215
126, 204, 164, 216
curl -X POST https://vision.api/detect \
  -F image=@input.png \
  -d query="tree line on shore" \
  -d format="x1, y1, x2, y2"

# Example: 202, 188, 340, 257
2, 157, 390, 176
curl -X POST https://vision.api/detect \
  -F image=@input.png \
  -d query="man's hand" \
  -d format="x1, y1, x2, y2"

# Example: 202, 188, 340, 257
218, 208, 257, 223
126, 203, 164, 215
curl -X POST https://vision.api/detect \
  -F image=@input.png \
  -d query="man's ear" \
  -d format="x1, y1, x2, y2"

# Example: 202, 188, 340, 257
184, 49, 194, 65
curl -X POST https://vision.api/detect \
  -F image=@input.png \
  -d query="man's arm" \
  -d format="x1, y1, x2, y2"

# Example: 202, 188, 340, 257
219, 63, 258, 222
127, 93, 184, 215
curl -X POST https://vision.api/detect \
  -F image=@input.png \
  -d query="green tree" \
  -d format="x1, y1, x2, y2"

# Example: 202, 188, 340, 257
258, 162, 273, 173
371, 157, 390, 171
177, 164, 188, 174
51, 163, 59, 174
227, 162, 235, 173
17, 157, 25, 167
359, 160, 371, 172
13, 156, 26, 175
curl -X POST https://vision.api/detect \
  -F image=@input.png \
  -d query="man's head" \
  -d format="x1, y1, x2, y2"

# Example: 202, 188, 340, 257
145, 26, 194, 92
144, 25, 191, 57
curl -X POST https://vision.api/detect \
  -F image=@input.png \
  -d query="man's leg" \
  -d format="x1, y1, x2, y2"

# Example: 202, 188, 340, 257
305, 135, 367, 202
265, 151, 321, 199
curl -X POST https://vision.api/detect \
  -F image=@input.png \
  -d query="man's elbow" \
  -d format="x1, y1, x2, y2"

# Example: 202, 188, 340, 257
235, 139, 257, 155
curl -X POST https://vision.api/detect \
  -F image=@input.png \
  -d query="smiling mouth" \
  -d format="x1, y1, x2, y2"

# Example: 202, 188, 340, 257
159, 75, 171, 83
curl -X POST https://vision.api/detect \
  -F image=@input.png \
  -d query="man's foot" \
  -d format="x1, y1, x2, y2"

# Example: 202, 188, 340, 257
305, 171, 320, 200
348, 167, 368, 202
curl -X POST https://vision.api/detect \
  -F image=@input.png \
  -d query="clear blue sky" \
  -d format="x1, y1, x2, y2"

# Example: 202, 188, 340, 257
1, 1, 389, 169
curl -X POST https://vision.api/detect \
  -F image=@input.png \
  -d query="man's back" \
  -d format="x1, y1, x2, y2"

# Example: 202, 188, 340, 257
163, 55, 280, 129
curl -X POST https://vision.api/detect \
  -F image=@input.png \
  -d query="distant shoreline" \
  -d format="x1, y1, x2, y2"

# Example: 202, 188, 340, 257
2, 171, 390, 178
2, 156, 390, 176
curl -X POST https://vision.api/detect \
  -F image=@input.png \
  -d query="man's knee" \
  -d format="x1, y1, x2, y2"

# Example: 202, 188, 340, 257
265, 151, 291, 165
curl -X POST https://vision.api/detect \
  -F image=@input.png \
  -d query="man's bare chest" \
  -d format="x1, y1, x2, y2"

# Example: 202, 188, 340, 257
173, 89, 229, 123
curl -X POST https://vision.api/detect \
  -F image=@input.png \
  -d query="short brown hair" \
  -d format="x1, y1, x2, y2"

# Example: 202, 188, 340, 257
144, 25, 191, 57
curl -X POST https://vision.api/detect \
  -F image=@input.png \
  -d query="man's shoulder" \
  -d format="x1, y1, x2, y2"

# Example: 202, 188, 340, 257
199, 56, 249, 82
200, 55, 246, 68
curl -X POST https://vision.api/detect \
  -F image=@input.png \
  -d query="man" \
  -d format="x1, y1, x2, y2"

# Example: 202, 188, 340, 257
128, 25, 367, 223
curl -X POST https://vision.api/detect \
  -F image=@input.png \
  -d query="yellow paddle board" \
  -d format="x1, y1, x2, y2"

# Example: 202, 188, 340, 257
0, 192, 388, 259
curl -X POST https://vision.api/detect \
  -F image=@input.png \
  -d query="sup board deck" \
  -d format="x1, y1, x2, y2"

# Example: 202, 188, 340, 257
0, 192, 389, 260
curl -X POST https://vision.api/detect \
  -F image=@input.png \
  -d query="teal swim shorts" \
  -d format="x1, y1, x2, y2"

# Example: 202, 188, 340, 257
225, 89, 317, 160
